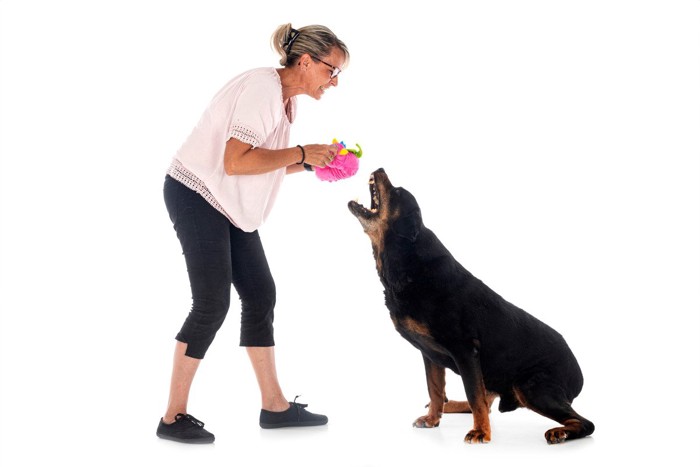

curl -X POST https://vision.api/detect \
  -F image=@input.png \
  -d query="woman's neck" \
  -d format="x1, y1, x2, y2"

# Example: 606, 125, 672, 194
276, 67, 304, 103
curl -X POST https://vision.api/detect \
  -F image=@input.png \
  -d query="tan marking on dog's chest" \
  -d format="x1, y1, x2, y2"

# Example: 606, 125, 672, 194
398, 317, 432, 338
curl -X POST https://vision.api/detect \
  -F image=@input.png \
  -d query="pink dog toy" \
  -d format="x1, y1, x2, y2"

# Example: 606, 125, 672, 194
315, 138, 363, 182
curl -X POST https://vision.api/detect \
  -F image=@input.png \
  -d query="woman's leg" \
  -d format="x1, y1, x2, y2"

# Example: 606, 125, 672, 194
246, 347, 289, 412
162, 176, 233, 419
227, 228, 289, 411
163, 341, 201, 422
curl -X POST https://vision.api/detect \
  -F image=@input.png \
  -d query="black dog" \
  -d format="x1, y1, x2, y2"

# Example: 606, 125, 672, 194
348, 168, 594, 444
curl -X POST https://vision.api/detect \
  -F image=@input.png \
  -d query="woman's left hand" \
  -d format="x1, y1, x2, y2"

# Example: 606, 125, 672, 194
300, 144, 338, 168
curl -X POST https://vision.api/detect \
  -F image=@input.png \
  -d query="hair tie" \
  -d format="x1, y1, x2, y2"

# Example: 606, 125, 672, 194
284, 29, 300, 55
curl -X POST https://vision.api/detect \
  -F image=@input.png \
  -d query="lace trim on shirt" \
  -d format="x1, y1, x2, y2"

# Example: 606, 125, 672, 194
229, 124, 262, 148
167, 160, 229, 220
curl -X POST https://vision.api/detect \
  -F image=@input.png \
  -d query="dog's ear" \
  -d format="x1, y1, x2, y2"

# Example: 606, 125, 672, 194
392, 209, 421, 242
390, 188, 422, 242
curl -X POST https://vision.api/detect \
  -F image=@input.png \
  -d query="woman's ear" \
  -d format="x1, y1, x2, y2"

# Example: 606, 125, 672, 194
297, 53, 311, 70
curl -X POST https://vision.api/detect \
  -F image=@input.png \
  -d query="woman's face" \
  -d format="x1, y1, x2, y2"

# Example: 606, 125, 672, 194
305, 47, 345, 100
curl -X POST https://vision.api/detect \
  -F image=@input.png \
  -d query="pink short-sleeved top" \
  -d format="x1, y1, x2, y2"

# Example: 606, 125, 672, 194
170, 67, 296, 232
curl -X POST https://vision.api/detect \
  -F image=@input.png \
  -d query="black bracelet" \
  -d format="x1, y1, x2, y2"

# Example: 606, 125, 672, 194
303, 163, 313, 172
296, 145, 306, 165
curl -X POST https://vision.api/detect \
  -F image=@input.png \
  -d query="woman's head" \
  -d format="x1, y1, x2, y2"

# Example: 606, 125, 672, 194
271, 23, 349, 70
272, 24, 349, 100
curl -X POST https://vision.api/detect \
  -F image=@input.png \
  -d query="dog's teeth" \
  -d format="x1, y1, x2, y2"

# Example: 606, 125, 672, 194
371, 208, 378, 213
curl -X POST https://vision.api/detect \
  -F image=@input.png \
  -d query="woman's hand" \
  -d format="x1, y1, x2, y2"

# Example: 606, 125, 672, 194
300, 144, 338, 168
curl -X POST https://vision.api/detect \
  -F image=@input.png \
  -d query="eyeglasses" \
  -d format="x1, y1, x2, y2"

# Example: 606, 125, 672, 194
311, 56, 342, 79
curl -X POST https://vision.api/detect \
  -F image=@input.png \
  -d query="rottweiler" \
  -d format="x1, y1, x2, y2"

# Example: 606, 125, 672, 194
348, 168, 594, 444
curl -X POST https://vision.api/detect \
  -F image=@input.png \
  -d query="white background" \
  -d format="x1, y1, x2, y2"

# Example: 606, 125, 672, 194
1, 1, 699, 466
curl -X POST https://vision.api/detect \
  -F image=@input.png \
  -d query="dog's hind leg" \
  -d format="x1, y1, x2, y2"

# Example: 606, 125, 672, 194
514, 384, 595, 444
413, 356, 446, 428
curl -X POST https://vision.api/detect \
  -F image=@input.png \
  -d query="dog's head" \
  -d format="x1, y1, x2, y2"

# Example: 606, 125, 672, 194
348, 168, 423, 249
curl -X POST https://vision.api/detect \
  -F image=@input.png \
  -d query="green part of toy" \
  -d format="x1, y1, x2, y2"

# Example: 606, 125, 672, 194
347, 143, 363, 158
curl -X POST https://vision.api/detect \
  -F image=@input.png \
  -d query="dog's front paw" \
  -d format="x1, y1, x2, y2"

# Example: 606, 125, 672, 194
545, 427, 569, 444
413, 415, 440, 428
464, 429, 491, 444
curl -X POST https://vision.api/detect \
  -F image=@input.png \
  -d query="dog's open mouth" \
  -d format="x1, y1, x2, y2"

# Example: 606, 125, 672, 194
348, 171, 382, 219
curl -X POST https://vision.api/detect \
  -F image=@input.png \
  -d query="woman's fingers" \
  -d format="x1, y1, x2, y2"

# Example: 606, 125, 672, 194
305, 144, 338, 167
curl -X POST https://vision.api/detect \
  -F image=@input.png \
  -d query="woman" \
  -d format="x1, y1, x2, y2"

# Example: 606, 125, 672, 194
157, 23, 350, 444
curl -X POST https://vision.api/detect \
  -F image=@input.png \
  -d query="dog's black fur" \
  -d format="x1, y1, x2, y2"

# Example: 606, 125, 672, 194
348, 168, 594, 444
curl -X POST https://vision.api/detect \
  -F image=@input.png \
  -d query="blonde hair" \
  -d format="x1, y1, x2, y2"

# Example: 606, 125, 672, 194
271, 23, 349, 68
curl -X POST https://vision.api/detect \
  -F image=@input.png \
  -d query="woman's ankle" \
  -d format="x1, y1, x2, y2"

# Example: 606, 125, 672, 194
262, 399, 290, 412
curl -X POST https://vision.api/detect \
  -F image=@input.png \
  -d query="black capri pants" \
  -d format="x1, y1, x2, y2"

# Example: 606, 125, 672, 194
164, 175, 276, 359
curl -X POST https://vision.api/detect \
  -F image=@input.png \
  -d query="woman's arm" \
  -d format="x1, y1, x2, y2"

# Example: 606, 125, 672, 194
224, 138, 336, 175
286, 163, 309, 175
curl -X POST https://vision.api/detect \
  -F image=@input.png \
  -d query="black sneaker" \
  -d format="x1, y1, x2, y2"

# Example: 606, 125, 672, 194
259, 397, 328, 429
156, 413, 215, 444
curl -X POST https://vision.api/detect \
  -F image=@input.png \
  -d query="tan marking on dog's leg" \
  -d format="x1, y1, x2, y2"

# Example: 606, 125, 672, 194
486, 392, 497, 410
414, 357, 445, 428
444, 392, 496, 414
462, 353, 492, 444
465, 395, 492, 444
513, 388, 594, 444
443, 400, 472, 413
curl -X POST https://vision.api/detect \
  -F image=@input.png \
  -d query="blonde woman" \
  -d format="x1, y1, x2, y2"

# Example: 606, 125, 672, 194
157, 23, 350, 444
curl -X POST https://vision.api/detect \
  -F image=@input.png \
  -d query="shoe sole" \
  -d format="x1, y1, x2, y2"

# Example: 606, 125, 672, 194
156, 432, 215, 444
260, 420, 328, 429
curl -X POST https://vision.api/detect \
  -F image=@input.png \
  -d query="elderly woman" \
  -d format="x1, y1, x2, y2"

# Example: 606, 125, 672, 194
157, 23, 350, 444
